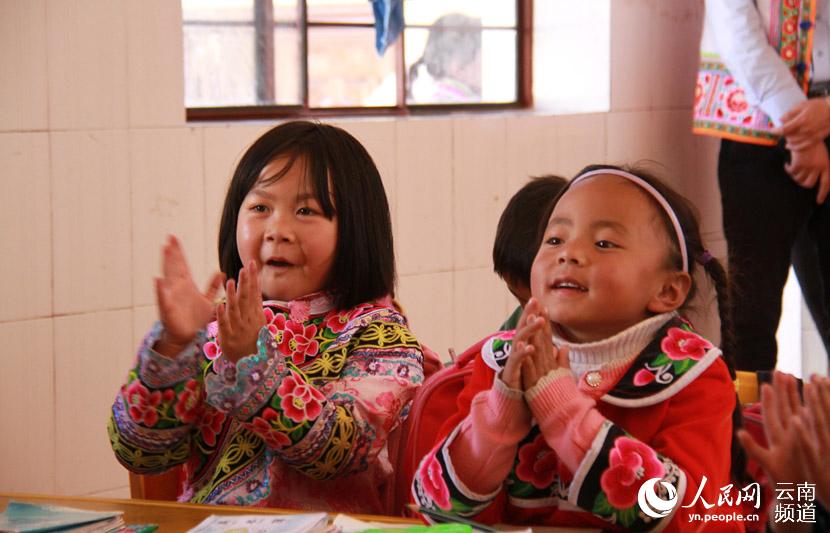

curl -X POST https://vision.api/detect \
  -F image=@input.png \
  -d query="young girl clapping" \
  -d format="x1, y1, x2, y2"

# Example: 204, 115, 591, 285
110, 121, 424, 514
413, 165, 745, 531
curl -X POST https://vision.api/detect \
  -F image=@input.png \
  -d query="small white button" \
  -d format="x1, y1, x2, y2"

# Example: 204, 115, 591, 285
586, 371, 602, 387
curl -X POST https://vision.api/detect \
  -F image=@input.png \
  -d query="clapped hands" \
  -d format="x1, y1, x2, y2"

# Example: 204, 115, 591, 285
154, 236, 267, 363
155, 235, 225, 357
502, 297, 569, 392
796, 375, 830, 508
737, 372, 808, 490
217, 261, 266, 363
737, 372, 830, 513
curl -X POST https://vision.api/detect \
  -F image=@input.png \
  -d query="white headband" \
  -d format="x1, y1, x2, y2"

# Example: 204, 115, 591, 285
569, 169, 689, 273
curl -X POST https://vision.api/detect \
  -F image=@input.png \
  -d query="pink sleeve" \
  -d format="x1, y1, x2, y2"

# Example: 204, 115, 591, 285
526, 368, 606, 473
447, 377, 532, 494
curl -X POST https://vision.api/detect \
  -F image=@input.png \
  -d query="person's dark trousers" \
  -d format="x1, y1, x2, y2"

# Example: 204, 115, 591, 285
718, 137, 830, 372
792, 224, 830, 358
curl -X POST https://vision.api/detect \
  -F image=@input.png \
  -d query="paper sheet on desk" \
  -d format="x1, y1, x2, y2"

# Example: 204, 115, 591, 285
187, 512, 328, 533
329, 514, 532, 533
0, 501, 124, 533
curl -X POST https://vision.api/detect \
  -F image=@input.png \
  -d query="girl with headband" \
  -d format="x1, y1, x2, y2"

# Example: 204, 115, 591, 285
412, 165, 749, 531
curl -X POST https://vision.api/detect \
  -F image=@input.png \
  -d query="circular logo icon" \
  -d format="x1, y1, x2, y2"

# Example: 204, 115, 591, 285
637, 478, 678, 519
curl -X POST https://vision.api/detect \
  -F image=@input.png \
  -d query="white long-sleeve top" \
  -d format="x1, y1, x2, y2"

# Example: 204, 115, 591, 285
702, 0, 829, 125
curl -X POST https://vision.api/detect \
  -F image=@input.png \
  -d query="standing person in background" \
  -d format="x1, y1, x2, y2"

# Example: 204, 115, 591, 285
407, 13, 482, 104
694, 0, 830, 372
792, 227, 830, 358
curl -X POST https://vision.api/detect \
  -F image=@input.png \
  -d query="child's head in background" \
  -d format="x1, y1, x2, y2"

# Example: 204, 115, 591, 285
532, 165, 731, 348
217, 121, 395, 310
493, 175, 567, 306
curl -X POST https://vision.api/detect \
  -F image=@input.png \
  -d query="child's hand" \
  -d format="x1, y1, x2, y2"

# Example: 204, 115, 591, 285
502, 302, 534, 390
513, 298, 569, 391
795, 375, 830, 508
217, 261, 266, 363
155, 235, 224, 356
737, 372, 808, 489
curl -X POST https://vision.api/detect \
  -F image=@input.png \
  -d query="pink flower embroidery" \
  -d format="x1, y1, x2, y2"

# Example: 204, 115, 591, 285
325, 303, 374, 334
174, 379, 203, 423
515, 434, 559, 489
725, 89, 748, 114
661, 327, 713, 361
633, 368, 656, 387
266, 312, 286, 339
375, 391, 396, 410
278, 321, 320, 364
249, 407, 291, 449
198, 407, 226, 447
203, 340, 221, 360
126, 381, 162, 426
600, 437, 665, 508
418, 454, 451, 510
277, 370, 326, 423
325, 310, 352, 334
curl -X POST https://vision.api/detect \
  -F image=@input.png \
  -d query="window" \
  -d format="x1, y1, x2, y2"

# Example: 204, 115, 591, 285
182, 0, 531, 119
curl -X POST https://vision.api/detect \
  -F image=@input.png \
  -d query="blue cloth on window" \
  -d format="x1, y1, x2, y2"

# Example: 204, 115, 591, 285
371, 0, 403, 55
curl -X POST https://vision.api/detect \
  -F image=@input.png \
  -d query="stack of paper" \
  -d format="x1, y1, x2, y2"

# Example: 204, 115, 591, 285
187, 512, 328, 533
0, 501, 125, 533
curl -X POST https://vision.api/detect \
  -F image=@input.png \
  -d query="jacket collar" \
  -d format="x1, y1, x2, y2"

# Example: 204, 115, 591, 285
600, 315, 722, 407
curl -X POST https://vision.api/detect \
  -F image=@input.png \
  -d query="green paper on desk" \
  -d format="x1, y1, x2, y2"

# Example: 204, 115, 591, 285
362, 525, 471, 532
0, 501, 124, 532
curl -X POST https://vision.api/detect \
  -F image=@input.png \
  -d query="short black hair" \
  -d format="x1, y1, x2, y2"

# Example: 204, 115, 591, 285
493, 175, 567, 287
217, 121, 395, 310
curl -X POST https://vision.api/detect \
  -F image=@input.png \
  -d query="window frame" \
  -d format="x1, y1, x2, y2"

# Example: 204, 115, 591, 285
185, 0, 533, 121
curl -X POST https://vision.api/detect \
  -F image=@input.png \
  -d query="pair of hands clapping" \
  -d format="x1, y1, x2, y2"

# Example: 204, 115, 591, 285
737, 372, 830, 517
154, 235, 266, 363
502, 297, 570, 392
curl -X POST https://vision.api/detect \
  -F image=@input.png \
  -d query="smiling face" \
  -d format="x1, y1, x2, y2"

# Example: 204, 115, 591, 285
530, 174, 688, 342
235, 156, 338, 302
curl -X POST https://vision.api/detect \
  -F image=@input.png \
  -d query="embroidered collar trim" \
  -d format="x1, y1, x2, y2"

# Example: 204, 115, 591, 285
601, 315, 722, 407
263, 291, 335, 319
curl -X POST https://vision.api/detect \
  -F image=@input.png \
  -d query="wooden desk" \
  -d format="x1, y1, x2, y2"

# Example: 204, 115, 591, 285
0, 492, 419, 531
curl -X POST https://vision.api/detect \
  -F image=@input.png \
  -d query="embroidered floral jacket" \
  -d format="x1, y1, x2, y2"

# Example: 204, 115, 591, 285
412, 315, 749, 532
109, 293, 424, 514
693, 0, 816, 145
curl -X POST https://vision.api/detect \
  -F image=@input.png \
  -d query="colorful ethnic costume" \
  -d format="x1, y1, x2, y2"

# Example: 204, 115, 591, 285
694, 0, 815, 145
110, 292, 424, 514
412, 313, 749, 532
692, 0, 830, 372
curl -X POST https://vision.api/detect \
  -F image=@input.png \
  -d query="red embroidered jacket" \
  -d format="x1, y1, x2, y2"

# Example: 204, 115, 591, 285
412, 316, 753, 532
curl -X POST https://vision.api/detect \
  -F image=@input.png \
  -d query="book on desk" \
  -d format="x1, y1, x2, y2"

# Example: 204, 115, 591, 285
0, 501, 126, 533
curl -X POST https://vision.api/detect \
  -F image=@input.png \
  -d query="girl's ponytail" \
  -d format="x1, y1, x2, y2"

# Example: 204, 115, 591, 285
700, 253, 749, 484
700, 254, 736, 379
